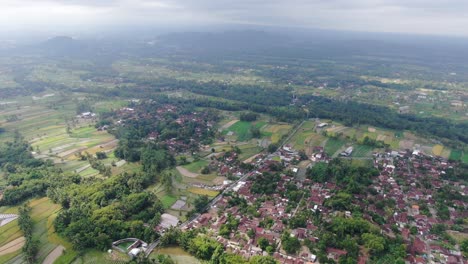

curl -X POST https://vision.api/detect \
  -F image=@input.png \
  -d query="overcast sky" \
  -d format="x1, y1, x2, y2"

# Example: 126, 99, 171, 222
1, 0, 468, 37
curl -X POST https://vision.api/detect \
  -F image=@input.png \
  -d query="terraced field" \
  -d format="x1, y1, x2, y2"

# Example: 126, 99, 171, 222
0, 94, 119, 178
0, 197, 76, 264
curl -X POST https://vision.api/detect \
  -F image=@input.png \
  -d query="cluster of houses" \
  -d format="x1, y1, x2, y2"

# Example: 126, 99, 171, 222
372, 150, 467, 263
181, 144, 467, 263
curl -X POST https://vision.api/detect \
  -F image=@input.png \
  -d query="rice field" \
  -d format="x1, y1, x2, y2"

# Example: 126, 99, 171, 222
449, 150, 462, 161
0, 94, 119, 179
432, 144, 444, 156
350, 145, 374, 158
0, 197, 74, 264
187, 187, 219, 197
462, 152, 468, 164
264, 124, 292, 143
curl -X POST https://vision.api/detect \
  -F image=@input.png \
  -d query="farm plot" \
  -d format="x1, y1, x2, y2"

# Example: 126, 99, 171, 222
187, 187, 219, 197
223, 121, 252, 141
264, 124, 292, 143
462, 152, 468, 164
182, 160, 209, 174
0, 197, 75, 264
449, 150, 462, 161
350, 145, 374, 158
238, 143, 263, 160
324, 138, 346, 156
0, 95, 119, 179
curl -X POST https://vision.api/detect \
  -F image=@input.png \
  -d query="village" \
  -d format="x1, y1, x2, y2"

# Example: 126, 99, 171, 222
175, 143, 467, 264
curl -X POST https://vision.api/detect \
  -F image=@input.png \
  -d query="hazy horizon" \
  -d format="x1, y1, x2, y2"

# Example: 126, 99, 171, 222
2, 0, 468, 40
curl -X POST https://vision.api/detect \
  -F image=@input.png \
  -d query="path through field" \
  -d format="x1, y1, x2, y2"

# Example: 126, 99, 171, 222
176, 166, 199, 178
42, 245, 65, 264
0, 237, 24, 256
219, 119, 239, 130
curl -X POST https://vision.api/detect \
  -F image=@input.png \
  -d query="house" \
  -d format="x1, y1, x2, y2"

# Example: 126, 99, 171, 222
340, 147, 353, 157
317, 123, 328, 128
326, 248, 347, 262
399, 106, 410, 114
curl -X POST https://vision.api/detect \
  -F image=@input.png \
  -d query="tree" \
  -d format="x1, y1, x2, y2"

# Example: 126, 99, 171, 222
281, 232, 301, 254
201, 166, 211, 174
96, 151, 107, 160
193, 195, 210, 213
249, 255, 279, 264
251, 126, 261, 138
362, 233, 385, 255
461, 240, 468, 258
258, 237, 270, 251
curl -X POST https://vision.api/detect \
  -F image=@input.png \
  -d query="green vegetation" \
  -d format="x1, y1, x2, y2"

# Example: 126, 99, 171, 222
350, 144, 374, 158
449, 150, 462, 161
18, 204, 38, 263
324, 138, 345, 156
183, 160, 209, 174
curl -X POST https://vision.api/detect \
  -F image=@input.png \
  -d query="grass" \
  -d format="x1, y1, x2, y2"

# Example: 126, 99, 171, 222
224, 121, 252, 141
161, 195, 178, 209
183, 160, 209, 173
238, 144, 263, 160
187, 187, 219, 197
71, 249, 129, 264
117, 241, 133, 252
449, 150, 462, 161
462, 152, 468, 164
151, 247, 200, 264
324, 138, 345, 156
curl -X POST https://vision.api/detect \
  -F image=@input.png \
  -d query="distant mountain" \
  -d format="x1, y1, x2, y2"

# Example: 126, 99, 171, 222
37, 36, 90, 57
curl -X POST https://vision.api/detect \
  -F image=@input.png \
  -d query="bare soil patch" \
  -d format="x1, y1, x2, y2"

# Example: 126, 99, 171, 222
176, 166, 199, 178
399, 140, 414, 149
212, 176, 226, 185
42, 245, 65, 264
0, 237, 25, 256
220, 119, 239, 130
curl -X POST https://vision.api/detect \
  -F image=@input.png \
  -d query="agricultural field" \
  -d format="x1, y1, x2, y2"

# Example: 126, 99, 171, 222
187, 187, 219, 197
0, 93, 121, 178
150, 247, 200, 264
287, 121, 327, 155
263, 123, 292, 143
0, 197, 76, 264
350, 145, 375, 158
324, 138, 346, 156
113, 59, 269, 86
462, 152, 468, 164
449, 150, 463, 161
182, 160, 209, 174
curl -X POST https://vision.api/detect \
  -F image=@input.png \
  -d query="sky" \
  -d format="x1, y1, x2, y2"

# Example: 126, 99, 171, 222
1, 0, 468, 37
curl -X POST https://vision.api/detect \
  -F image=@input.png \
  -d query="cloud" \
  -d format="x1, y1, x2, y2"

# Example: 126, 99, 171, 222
1, 0, 468, 36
